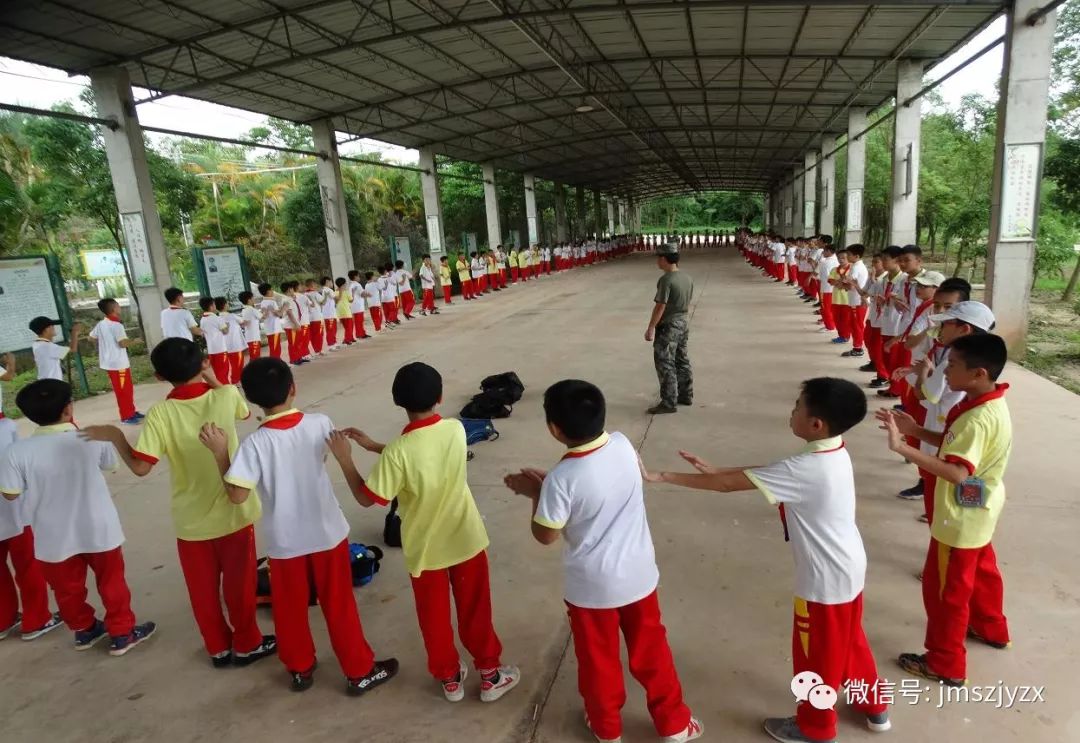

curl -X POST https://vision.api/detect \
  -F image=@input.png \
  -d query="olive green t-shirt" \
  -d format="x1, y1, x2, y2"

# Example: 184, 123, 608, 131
654, 271, 694, 324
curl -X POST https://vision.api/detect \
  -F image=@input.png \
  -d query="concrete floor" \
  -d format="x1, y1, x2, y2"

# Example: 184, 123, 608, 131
1, 250, 1077, 743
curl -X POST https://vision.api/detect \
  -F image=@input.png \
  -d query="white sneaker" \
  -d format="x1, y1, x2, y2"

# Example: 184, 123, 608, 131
0, 612, 21, 640
663, 717, 704, 742
442, 661, 467, 702
584, 712, 622, 743
21, 612, 63, 641
479, 664, 520, 702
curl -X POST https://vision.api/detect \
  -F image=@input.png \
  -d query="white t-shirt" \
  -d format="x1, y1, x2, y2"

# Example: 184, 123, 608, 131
222, 312, 246, 353
535, 432, 660, 609
817, 255, 840, 294
240, 306, 262, 344
161, 307, 197, 341
296, 294, 311, 325
847, 261, 869, 308
396, 269, 413, 295
379, 276, 396, 303
89, 318, 130, 371
200, 313, 228, 354
920, 345, 964, 455
320, 287, 336, 318
362, 281, 380, 309
305, 291, 324, 322
786, 246, 797, 265
32, 339, 68, 380
224, 411, 349, 560
0, 424, 124, 563
348, 281, 365, 313
419, 264, 436, 289
470, 258, 484, 279
0, 418, 22, 542
745, 437, 867, 604
879, 272, 908, 336
866, 275, 885, 328
259, 298, 282, 335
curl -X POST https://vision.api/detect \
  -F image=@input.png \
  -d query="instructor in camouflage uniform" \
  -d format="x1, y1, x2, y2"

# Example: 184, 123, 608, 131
645, 242, 694, 414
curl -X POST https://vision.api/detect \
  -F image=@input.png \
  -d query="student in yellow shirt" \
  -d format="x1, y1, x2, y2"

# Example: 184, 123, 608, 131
879, 333, 1012, 687
83, 338, 275, 669
438, 256, 453, 305
485, 250, 500, 292
455, 254, 475, 300
331, 362, 520, 704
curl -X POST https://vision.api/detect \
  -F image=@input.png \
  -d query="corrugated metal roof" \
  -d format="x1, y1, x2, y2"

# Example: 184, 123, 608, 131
0, 0, 1004, 197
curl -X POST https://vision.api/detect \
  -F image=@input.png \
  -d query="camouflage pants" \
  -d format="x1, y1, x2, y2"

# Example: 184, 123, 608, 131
653, 318, 693, 407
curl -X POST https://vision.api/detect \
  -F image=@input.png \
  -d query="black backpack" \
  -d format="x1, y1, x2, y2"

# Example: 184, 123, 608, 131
460, 391, 512, 419
384, 498, 402, 548
480, 372, 525, 406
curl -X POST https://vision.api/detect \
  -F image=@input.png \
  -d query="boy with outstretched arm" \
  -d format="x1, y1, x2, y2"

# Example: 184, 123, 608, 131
331, 361, 520, 704
640, 378, 890, 743
82, 339, 276, 670
878, 333, 1012, 687
199, 357, 398, 695
504, 380, 702, 743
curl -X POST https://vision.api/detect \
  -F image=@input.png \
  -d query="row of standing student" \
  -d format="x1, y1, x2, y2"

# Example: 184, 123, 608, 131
736, 229, 1013, 743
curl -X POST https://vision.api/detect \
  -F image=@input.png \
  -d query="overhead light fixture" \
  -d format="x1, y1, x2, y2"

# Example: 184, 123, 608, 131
574, 97, 595, 113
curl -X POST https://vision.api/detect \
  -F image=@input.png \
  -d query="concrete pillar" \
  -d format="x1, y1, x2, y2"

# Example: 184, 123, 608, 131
845, 107, 868, 246
891, 60, 924, 245
618, 200, 627, 234
764, 191, 773, 231
791, 165, 804, 237
523, 174, 538, 245
575, 186, 586, 239
804, 150, 818, 235
986, 0, 1058, 353
89, 67, 174, 347
554, 183, 568, 242
593, 190, 603, 238
417, 147, 446, 256
606, 199, 616, 237
310, 119, 355, 276
820, 135, 837, 239
481, 163, 502, 253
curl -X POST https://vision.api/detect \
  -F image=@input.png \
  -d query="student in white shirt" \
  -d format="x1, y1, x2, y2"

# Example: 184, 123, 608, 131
380, 265, 400, 325
29, 316, 82, 382
874, 247, 912, 391
280, 282, 309, 366
160, 287, 202, 341
506, 380, 701, 743
816, 245, 841, 335
199, 357, 398, 695
418, 255, 440, 316
257, 284, 284, 360
217, 297, 247, 384
0, 379, 154, 655
470, 251, 485, 291
641, 378, 890, 742
302, 280, 326, 355
837, 245, 870, 356
88, 299, 143, 424
362, 271, 384, 333
319, 277, 340, 350
394, 260, 416, 320
238, 291, 264, 360
199, 297, 231, 383
345, 270, 369, 340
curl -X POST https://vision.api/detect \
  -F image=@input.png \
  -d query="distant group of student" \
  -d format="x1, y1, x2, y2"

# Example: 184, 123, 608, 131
731, 228, 1013, 742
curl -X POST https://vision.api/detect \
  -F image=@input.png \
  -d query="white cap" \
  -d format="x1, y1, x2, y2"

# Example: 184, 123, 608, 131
913, 270, 947, 287
929, 301, 996, 331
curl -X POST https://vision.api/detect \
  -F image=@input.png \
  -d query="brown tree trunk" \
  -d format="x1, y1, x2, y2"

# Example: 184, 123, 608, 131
1063, 257, 1080, 302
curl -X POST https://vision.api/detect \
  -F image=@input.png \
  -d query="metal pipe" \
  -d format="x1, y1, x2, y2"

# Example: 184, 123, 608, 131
1026, 0, 1067, 25
140, 125, 323, 158
0, 101, 118, 130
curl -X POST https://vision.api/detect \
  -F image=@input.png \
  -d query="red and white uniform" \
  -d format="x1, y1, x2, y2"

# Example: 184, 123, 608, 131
90, 317, 137, 421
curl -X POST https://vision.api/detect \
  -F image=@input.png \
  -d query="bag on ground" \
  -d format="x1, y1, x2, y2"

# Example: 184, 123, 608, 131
480, 371, 525, 406
460, 391, 511, 419
460, 417, 500, 445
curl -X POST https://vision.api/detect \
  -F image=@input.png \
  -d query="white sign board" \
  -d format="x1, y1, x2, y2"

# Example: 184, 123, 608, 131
464, 233, 478, 251
527, 217, 538, 244
0, 258, 64, 352
393, 236, 412, 268
202, 246, 246, 309
804, 201, 816, 233
425, 215, 442, 254
81, 249, 126, 279
847, 189, 863, 232
783, 206, 792, 227
1000, 143, 1042, 242
120, 211, 155, 287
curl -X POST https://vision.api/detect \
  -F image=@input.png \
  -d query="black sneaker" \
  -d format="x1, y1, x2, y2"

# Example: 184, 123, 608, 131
211, 651, 233, 669
859, 363, 877, 373
74, 619, 108, 651
842, 349, 865, 358
234, 634, 277, 666
967, 626, 1011, 650
291, 663, 316, 692
21, 612, 64, 641
897, 652, 965, 687
647, 404, 677, 415
897, 482, 924, 500
346, 658, 400, 697
109, 621, 157, 656
869, 377, 888, 389
0, 611, 21, 640
677, 398, 693, 406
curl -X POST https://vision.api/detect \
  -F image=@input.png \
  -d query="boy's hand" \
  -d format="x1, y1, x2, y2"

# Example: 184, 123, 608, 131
70, 322, 84, 335
678, 450, 716, 474
881, 412, 906, 453
503, 471, 542, 498
327, 430, 353, 461
876, 409, 919, 438
637, 455, 663, 483
198, 423, 228, 456
342, 427, 381, 452
80, 425, 124, 445
892, 366, 913, 381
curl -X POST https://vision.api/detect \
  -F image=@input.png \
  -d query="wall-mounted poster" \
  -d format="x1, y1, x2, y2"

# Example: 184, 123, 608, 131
0, 256, 70, 352
999, 143, 1043, 242
192, 245, 250, 311
847, 189, 864, 232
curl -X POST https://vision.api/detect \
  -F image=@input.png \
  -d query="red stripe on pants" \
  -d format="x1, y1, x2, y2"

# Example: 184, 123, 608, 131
370, 306, 383, 331
41, 547, 135, 637
0, 526, 52, 631
352, 312, 368, 338
228, 351, 244, 383
269, 540, 375, 677
209, 353, 230, 385
401, 290, 416, 318
309, 320, 324, 354
176, 525, 264, 655
422, 288, 436, 312
922, 538, 1009, 680
107, 368, 137, 421
248, 341, 261, 360
567, 590, 691, 740
410, 550, 502, 680
820, 293, 836, 331
298, 326, 311, 357
851, 306, 868, 350
793, 593, 887, 741
286, 329, 303, 364
833, 304, 852, 340
267, 333, 282, 359
324, 318, 338, 347
442, 285, 452, 304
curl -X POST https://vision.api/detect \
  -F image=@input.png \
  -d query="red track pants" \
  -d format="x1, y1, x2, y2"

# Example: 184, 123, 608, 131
341, 317, 355, 344
370, 306, 383, 331
41, 547, 135, 637
820, 293, 836, 331
401, 290, 416, 318
209, 353, 230, 384
567, 590, 691, 740
410, 550, 502, 680
285, 329, 304, 364
922, 538, 1009, 681
888, 342, 913, 396
870, 331, 890, 379
833, 304, 852, 340
247, 341, 261, 360
309, 320, 324, 354
352, 311, 368, 339
270, 540, 375, 677
442, 285, 452, 304
324, 318, 338, 347
267, 333, 282, 359
176, 525, 264, 656
107, 368, 137, 421
793, 594, 887, 741
422, 288, 436, 312
511, 268, 519, 283
851, 307, 868, 351
0, 526, 52, 632
228, 352, 243, 383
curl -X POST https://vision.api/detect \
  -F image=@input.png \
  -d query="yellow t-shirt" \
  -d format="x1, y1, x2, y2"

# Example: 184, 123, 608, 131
335, 290, 351, 319
361, 415, 488, 576
439, 264, 451, 283
829, 267, 849, 305
456, 259, 470, 282
486, 256, 497, 275
931, 386, 1012, 549
135, 383, 261, 541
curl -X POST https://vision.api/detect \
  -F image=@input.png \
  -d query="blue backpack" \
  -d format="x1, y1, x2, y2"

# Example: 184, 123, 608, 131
460, 417, 500, 445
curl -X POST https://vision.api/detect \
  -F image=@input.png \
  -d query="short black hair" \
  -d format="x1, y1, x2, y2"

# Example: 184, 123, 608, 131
662, 253, 681, 265
241, 357, 293, 409
151, 338, 204, 384
938, 277, 971, 302
899, 245, 923, 257
213, 296, 227, 311
16, 379, 73, 426
543, 379, 606, 442
97, 298, 119, 314
820, 235, 833, 245
280, 282, 292, 293
847, 243, 866, 258
800, 377, 867, 436
882, 245, 903, 260
336, 277, 347, 287
164, 287, 184, 304
950, 334, 1007, 381
395, 260, 404, 269
258, 283, 273, 296
238, 291, 253, 305
321, 276, 332, 286
348, 270, 360, 280
198, 296, 214, 312
364, 271, 374, 281
391, 362, 442, 412
440, 256, 448, 262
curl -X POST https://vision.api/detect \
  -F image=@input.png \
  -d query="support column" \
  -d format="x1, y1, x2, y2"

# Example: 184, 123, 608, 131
554, 183, 568, 242
310, 119, 355, 276
845, 108, 868, 246
891, 61, 924, 245
523, 174, 539, 246
820, 135, 837, 239
804, 150, 818, 235
417, 147, 446, 256
593, 190, 603, 237
791, 165, 804, 237
90, 67, 174, 348
617, 200, 627, 234
987, 0, 1057, 353
481, 163, 502, 253
607, 199, 616, 237
764, 191, 773, 231
575, 186, 586, 239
